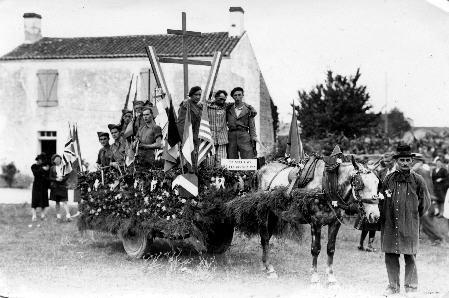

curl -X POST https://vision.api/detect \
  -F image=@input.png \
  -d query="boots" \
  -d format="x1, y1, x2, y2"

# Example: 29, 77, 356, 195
365, 237, 376, 252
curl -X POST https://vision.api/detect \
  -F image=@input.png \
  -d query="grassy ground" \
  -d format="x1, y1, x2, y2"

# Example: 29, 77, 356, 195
1, 204, 448, 298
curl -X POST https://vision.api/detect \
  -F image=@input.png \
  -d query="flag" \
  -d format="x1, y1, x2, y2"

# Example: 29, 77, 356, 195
197, 106, 215, 166
172, 173, 198, 197
62, 127, 76, 175
287, 104, 304, 161
181, 105, 194, 167
72, 123, 82, 170
162, 99, 181, 171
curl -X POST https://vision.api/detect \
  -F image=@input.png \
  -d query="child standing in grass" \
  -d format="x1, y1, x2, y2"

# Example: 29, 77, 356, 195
31, 153, 50, 221
49, 154, 72, 222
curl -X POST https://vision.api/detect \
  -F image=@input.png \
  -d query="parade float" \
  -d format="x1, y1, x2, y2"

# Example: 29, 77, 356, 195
77, 157, 254, 258
76, 13, 259, 258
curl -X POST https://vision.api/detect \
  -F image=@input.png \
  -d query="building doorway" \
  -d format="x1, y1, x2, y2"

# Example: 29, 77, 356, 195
38, 131, 57, 163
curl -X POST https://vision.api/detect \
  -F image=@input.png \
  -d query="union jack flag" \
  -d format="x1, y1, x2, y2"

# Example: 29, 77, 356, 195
62, 127, 77, 175
197, 106, 215, 166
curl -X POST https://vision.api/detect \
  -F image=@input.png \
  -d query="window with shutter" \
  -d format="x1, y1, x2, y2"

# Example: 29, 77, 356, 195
37, 69, 58, 107
140, 68, 156, 102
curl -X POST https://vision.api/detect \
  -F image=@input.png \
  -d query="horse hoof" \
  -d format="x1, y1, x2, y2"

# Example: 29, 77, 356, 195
327, 274, 337, 284
267, 271, 278, 279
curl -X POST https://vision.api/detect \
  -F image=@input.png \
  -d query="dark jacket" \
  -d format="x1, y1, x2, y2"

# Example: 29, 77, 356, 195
226, 103, 257, 140
431, 167, 448, 203
177, 99, 203, 146
380, 170, 430, 254
31, 164, 49, 208
97, 145, 112, 167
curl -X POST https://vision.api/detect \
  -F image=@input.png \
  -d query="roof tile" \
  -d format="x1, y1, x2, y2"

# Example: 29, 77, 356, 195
0, 32, 240, 60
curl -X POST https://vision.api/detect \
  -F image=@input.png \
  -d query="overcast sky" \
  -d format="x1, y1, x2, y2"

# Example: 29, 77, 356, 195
1, 0, 449, 127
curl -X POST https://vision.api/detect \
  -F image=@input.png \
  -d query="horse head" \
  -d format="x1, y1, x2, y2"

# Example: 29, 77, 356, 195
342, 156, 381, 223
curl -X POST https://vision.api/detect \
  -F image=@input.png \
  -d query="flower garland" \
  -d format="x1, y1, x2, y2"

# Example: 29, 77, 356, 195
77, 159, 254, 244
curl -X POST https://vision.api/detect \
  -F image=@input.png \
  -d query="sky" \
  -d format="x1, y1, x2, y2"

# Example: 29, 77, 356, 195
1, 0, 449, 127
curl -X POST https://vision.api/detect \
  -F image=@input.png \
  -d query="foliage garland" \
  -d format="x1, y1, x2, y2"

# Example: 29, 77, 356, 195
77, 158, 254, 249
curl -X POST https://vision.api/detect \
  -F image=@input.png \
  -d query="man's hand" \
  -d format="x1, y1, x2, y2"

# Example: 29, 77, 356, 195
42, 165, 49, 171
436, 178, 443, 182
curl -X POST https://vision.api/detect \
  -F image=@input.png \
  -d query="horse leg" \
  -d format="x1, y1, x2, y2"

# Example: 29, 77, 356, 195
310, 223, 321, 284
326, 220, 341, 286
260, 213, 277, 278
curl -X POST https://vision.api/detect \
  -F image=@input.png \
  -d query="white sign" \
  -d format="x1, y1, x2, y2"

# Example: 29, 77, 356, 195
221, 159, 257, 171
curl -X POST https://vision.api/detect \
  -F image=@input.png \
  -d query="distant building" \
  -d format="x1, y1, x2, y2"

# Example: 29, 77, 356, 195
0, 8, 275, 172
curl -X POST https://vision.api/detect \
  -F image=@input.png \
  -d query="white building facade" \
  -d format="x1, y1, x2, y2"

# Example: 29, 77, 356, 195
0, 8, 275, 173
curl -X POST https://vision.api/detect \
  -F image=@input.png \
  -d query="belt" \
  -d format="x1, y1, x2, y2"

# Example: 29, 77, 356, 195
229, 127, 249, 132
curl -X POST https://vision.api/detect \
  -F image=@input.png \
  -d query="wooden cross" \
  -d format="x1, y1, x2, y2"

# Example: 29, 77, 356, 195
161, 12, 211, 98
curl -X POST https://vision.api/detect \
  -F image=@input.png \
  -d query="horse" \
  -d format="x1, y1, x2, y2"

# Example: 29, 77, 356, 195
255, 156, 381, 284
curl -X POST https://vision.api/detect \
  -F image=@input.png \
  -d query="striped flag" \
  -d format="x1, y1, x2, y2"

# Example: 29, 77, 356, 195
172, 173, 198, 197
197, 106, 215, 166
181, 105, 194, 167
197, 51, 222, 166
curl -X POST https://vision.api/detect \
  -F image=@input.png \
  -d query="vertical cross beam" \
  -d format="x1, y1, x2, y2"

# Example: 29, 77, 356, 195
182, 12, 188, 99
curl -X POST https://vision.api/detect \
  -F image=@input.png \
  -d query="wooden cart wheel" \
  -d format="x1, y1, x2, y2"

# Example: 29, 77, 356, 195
119, 231, 151, 259
205, 221, 234, 254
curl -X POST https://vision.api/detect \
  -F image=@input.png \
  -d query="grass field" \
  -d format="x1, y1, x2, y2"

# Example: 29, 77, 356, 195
1, 203, 448, 298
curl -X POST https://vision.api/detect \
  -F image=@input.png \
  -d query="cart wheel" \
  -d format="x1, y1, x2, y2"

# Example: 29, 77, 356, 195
119, 231, 151, 259
205, 221, 234, 254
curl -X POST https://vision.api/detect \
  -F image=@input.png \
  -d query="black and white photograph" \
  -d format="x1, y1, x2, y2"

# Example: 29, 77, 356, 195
1, 0, 449, 297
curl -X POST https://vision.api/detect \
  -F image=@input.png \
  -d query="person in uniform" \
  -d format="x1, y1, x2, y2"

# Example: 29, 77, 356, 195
136, 106, 162, 164
380, 144, 430, 296
49, 154, 72, 222
207, 90, 229, 167
108, 124, 126, 166
177, 86, 203, 171
226, 87, 258, 159
31, 153, 50, 222
133, 100, 145, 132
120, 109, 133, 136
96, 132, 112, 168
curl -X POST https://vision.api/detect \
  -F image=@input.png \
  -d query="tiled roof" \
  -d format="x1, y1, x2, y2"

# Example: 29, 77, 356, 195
0, 32, 241, 61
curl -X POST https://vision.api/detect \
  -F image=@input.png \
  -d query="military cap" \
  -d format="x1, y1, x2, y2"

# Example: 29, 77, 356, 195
133, 101, 145, 107
97, 132, 109, 138
107, 124, 121, 131
122, 109, 133, 116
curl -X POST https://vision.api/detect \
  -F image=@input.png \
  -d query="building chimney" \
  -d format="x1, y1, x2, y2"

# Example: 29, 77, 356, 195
229, 7, 244, 37
23, 13, 42, 43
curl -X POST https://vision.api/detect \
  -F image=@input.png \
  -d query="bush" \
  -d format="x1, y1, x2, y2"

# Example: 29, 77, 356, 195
12, 173, 33, 189
1, 162, 17, 187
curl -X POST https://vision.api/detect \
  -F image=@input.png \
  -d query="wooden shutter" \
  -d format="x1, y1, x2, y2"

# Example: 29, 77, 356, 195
37, 69, 58, 107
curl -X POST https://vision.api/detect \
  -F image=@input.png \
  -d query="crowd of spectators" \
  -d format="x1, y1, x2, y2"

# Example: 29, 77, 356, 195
303, 131, 449, 163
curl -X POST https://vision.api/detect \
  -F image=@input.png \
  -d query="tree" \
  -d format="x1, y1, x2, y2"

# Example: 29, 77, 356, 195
381, 107, 411, 137
296, 69, 380, 139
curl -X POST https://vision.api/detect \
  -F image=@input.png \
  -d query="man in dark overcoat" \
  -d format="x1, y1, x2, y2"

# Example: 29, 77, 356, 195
380, 144, 430, 296
226, 87, 258, 159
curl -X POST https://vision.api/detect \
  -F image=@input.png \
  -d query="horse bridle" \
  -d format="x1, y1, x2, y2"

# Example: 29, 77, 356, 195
349, 168, 383, 219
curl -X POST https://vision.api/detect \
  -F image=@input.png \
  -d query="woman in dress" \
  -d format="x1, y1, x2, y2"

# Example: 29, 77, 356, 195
31, 153, 50, 221
49, 154, 72, 222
